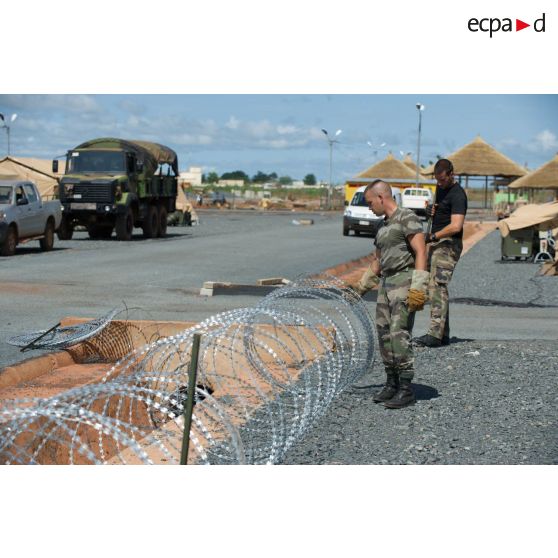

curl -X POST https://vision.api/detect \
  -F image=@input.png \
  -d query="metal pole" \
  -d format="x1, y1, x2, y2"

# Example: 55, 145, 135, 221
180, 332, 202, 465
7, 126, 10, 156
328, 140, 333, 210
21, 322, 61, 352
415, 110, 422, 189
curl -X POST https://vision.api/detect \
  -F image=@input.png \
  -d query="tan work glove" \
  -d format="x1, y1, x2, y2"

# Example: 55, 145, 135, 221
406, 269, 430, 311
351, 265, 380, 296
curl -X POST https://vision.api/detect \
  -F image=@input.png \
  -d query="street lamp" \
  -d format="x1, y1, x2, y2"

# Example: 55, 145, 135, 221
0, 113, 18, 156
415, 103, 425, 188
321, 128, 342, 210
367, 141, 387, 160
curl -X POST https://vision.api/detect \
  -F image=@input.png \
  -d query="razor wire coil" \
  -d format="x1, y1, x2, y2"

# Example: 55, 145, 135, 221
0, 277, 375, 465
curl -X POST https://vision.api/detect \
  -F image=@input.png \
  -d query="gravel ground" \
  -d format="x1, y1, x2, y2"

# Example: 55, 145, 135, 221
283, 230, 558, 465
451, 231, 558, 306
283, 339, 558, 464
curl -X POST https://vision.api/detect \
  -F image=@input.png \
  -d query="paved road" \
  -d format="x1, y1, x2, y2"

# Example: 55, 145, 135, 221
1, 214, 557, 370
0, 210, 375, 368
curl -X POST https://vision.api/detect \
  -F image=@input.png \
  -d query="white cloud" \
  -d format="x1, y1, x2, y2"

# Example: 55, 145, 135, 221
531, 130, 558, 152
277, 124, 297, 135
225, 116, 239, 130
1, 94, 101, 114
245, 120, 275, 138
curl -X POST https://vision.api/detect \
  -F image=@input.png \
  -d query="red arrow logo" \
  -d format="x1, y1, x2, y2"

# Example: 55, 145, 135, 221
516, 19, 530, 31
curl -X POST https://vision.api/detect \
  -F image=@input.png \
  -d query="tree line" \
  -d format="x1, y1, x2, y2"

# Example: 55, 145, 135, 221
202, 170, 317, 186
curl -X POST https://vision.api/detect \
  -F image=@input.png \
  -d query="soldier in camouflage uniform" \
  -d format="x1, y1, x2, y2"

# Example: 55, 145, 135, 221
415, 159, 468, 347
352, 180, 429, 409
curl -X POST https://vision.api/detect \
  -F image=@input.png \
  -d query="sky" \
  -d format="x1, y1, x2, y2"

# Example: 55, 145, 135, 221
0, 94, 556, 183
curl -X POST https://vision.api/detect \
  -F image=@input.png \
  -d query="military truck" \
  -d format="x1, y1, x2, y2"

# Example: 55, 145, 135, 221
53, 138, 179, 241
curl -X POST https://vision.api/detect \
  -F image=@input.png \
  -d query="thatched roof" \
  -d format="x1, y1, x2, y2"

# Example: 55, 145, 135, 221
422, 136, 527, 177
508, 154, 558, 189
357, 153, 417, 180
402, 154, 419, 173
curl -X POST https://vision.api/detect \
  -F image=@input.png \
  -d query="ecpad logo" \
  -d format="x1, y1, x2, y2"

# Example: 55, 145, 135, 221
468, 13, 546, 37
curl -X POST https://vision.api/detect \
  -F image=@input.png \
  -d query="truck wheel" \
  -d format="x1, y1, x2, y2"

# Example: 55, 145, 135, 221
115, 207, 134, 241
354, 230, 360, 236
183, 210, 192, 227
1, 225, 17, 256
142, 205, 159, 239
343, 227, 349, 236
158, 206, 168, 238
57, 216, 74, 240
40, 220, 55, 251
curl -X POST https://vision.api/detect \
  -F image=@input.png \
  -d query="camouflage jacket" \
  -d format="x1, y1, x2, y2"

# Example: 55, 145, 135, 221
375, 207, 423, 276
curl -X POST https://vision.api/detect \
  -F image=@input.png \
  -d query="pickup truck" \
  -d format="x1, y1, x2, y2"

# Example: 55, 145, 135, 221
0, 180, 62, 256
401, 187, 433, 217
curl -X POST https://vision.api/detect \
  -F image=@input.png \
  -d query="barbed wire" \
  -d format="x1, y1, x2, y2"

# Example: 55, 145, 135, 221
0, 277, 375, 464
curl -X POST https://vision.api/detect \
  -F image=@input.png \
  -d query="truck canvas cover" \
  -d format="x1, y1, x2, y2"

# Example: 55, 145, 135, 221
74, 138, 178, 176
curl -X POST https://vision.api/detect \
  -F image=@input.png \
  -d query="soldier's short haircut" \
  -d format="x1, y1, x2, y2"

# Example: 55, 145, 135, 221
365, 179, 392, 198
434, 158, 454, 174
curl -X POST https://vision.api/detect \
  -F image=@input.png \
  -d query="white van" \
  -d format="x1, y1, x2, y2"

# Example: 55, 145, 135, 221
343, 185, 402, 237
401, 187, 433, 216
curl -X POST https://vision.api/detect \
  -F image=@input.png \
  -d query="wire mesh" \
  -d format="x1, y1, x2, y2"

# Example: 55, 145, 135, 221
0, 277, 375, 464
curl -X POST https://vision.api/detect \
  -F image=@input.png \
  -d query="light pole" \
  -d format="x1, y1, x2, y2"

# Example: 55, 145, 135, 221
0, 113, 18, 156
415, 103, 425, 188
321, 128, 342, 210
367, 141, 387, 161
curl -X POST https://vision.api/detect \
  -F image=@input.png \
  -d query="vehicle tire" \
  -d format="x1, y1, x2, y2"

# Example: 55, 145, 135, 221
354, 230, 361, 236
183, 210, 192, 226
343, 227, 349, 236
158, 205, 168, 238
40, 220, 55, 251
1, 225, 17, 257
115, 207, 134, 241
88, 224, 113, 240
57, 216, 74, 240
142, 205, 159, 239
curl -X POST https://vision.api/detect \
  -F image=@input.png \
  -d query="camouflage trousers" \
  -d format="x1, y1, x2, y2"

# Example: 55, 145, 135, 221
427, 238, 463, 340
376, 269, 415, 381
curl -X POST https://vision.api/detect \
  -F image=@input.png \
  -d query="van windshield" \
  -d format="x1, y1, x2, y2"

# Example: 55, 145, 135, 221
0, 186, 13, 204
350, 192, 368, 207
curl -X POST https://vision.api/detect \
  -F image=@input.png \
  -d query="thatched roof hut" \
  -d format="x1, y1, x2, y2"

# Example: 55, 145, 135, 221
357, 153, 418, 180
345, 153, 435, 203
508, 154, 558, 190
422, 136, 527, 177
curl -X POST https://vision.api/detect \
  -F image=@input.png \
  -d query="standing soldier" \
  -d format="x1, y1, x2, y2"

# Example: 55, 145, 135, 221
415, 159, 468, 347
351, 180, 428, 409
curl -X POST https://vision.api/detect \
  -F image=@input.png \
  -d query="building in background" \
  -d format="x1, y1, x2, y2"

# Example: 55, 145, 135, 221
179, 166, 203, 187
218, 179, 245, 187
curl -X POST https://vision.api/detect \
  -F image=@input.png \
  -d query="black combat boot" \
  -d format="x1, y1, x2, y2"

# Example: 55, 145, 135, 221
384, 379, 416, 409
373, 372, 399, 403
442, 312, 450, 345
414, 334, 441, 347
